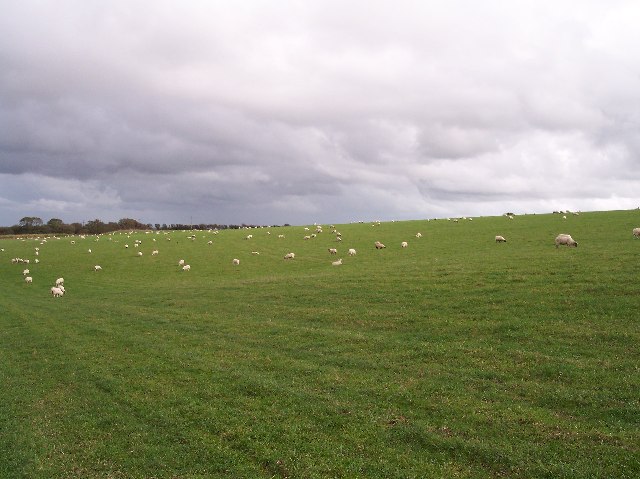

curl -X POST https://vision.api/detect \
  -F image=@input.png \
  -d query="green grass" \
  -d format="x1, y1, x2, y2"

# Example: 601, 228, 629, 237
1, 211, 639, 478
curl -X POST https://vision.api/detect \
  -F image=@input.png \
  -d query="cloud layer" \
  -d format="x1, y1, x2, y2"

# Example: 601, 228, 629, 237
1, 0, 639, 226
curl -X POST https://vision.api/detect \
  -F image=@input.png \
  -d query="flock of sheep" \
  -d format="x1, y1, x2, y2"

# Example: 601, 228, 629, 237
6, 221, 640, 298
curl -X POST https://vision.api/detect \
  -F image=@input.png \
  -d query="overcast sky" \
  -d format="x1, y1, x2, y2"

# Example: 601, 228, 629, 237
1, 0, 639, 226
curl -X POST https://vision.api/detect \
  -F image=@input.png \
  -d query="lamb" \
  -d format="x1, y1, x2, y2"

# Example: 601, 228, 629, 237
55, 277, 64, 286
555, 234, 578, 248
283, 252, 295, 260
232, 258, 240, 265
23, 269, 30, 275
328, 248, 338, 255
94, 265, 102, 271
332, 258, 343, 266
375, 241, 386, 249
633, 227, 640, 238
25, 276, 32, 284
495, 235, 507, 243
51, 286, 64, 297
178, 259, 185, 266
348, 248, 356, 256
182, 264, 191, 271
401, 241, 408, 248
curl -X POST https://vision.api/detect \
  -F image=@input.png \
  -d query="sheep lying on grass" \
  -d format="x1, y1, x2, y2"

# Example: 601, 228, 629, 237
332, 258, 343, 266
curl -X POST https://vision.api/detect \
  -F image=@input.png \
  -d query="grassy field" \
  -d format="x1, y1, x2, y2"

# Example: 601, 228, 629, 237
1, 210, 638, 478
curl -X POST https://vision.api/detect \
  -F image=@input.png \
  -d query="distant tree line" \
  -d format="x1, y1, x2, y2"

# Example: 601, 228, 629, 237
0, 217, 287, 236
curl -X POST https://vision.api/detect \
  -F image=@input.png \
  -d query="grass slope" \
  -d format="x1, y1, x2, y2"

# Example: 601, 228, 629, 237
1, 211, 639, 478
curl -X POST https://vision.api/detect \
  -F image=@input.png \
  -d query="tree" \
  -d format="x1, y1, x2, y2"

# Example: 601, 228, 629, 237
47, 218, 64, 233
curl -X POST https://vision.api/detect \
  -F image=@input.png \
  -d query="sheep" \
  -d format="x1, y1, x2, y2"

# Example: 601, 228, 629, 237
332, 258, 343, 266
25, 276, 32, 284
232, 258, 240, 265
23, 269, 30, 275
495, 235, 507, 243
94, 265, 102, 271
415, 232, 422, 238
401, 241, 408, 248
152, 250, 159, 255
328, 248, 338, 255
555, 234, 578, 248
182, 264, 191, 271
375, 241, 386, 249
55, 277, 64, 286
245, 234, 253, 240
178, 259, 185, 266
303, 235, 311, 240
137, 251, 143, 256
51, 286, 64, 297
278, 234, 285, 239
348, 248, 356, 256
284, 252, 295, 260
633, 227, 640, 238
251, 251, 260, 255
88, 249, 92, 253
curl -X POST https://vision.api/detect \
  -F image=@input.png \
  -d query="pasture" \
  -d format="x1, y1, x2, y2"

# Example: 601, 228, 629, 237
1, 210, 638, 478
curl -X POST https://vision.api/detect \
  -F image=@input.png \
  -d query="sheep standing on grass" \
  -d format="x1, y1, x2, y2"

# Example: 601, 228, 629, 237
348, 248, 356, 256
328, 248, 337, 255
633, 227, 640, 238
94, 265, 102, 271
56, 277, 64, 286
23, 269, 29, 275
182, 265, 191, 271
284, 252, 295, 260
25, 276, 32, 284
178, 259, 185, 266
555, 234, 578, 248
232, 258, 240, 265
495, 236, 507, 243
51, 286, 64, 297
401, 241, 408, 248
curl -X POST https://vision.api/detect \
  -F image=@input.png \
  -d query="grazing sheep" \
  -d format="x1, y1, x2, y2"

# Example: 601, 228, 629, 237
25, 276, 32, 284
633, 227, 640, 238
232, 258, 240, 265
332, 258, 343, 266
278, 234, 285, 239
401, 241, 408, 248
555, 234, 578, 248
56, 277, 64, 286
178, 259, 185, 266
137, 251, 143, 256
415, 233, 422, 238
495, 235, 507, 243
245, 235, 253, 240
375, 241, 386, 249
348, 248, 356, 256
125, 244, 129, 248
284, 252, 295, 260
51, 286, 64, 297
328, 248, 337, 255
88, 249, 92, 253
152, 250, 159, 255
23, 269, 29, 275
182, 264, 191, 271
94, 265, 102, 271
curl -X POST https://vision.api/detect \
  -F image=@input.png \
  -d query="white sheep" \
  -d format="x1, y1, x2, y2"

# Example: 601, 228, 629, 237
415, 233, 422, 238
152, 250, 159, 255
328, 248, 337, 255
88, 249, 92, 253
232, 258, 240, 265
332, 258, 343, 266
348, 248, 356, 256
375, 241, 386, 249
495, 235, 507, 243
555, 234, 578, 248
94, 265, 102, 271
55, 277, 64, 286
25, 276, 32, 284
284, 252, 295, 260
633, 227, 640, 238
401, 241, 408, 248
178, 259, 185, 266
182, 264, 191, 271
51, 286, 64, 297
23, 269, 30, 275
251, 251, 260, 255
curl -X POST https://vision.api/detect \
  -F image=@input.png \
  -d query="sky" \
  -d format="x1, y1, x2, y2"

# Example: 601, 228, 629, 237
1, 0, 639, 227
